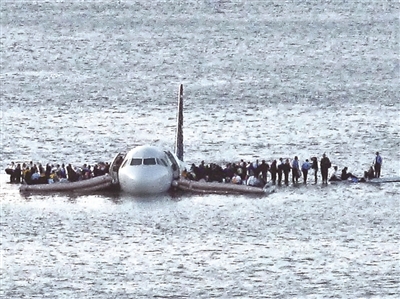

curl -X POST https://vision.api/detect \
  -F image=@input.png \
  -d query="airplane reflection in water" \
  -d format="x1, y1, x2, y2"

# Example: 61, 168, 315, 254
110, 84, 185, 195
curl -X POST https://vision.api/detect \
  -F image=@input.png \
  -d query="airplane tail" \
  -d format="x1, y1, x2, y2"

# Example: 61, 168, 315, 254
174, 84, 184, 161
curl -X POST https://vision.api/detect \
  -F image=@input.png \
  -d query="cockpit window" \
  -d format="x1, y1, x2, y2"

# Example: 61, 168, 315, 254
130, 158, 142, 166
143, 158, 156, 165
129, 158, 160, 166
157, 158, 168, 167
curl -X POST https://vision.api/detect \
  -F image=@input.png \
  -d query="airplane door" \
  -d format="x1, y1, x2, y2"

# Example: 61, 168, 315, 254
109, 152, 126, 184
165, 151, 180, 179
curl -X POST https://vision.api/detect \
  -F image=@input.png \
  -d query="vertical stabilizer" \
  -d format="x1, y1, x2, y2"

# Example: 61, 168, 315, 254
175, 84, 184, 161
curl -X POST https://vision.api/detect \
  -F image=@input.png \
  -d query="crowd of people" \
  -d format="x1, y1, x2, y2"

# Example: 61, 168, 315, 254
182, 152, 383, 187
5, 152, 383, 188
5, 161, 110, 185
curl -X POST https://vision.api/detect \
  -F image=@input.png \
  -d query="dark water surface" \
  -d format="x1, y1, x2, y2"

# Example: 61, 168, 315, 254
1, 1, 399, 298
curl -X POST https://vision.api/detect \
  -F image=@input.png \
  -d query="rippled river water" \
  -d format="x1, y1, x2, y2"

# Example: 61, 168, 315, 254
1, 1, 399, 298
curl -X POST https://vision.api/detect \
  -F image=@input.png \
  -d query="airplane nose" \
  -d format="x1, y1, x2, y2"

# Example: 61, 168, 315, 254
120, 167, 172, 194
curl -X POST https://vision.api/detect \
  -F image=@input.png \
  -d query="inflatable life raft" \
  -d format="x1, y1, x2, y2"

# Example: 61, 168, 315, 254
19, 174, 113, 193
173, 179, 274, 195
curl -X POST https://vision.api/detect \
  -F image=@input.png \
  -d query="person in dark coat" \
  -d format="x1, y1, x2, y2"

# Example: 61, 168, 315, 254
6, 161, 15, 182
190, 163, 200, 180
282, 159, 291, 185
23, 167, 32, 184
223, 163, 235, 182
311, 157, 318, 183
66, 164, 79, 182
198, 161, 206, 181
341, 167, 358, 181
240, 162, 247, 181
364, 166, 375, 180
45, 163, 52, 180
14, 164, 22, 183
258, 160, 269, 183
269, 160, 277, 185
320, 154, 332, 184
277, 158, 284, 185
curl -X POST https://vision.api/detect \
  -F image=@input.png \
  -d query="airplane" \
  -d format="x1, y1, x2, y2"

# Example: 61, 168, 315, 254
109, 84, 186, 195
20, 83, 397, 195
17, 84, 272, 195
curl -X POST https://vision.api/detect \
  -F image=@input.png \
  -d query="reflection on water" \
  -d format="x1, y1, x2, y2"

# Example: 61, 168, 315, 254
2, 175, 400, 298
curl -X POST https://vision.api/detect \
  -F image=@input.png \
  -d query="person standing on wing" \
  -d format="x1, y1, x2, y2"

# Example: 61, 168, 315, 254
374, 152, 382, 178
277, 158, 284, 185
311, 157, 318, 183
291, 156, 300, 184
283, 159, 291, 186
320, 153, 332, 184
301, 159, 311, 183
269, 160, 278, 185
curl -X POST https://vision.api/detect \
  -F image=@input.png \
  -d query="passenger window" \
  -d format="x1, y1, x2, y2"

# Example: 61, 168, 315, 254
143, 158, 156, 165
130, 158, 142, 166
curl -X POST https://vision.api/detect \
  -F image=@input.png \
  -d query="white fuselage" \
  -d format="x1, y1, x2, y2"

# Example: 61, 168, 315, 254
118, 145, 180, 195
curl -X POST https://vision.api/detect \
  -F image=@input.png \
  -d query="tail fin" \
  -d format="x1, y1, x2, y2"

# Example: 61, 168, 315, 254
174, 84, 184, 161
